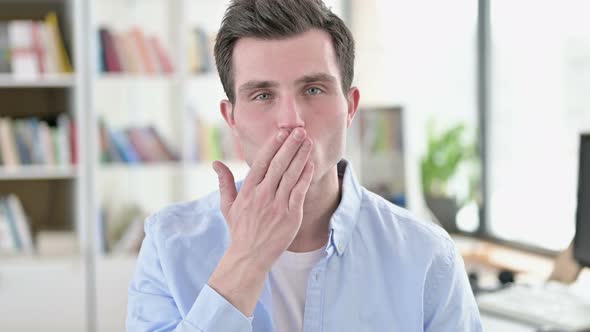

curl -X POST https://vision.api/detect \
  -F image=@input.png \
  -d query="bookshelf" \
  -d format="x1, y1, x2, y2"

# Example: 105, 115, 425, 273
0, 73, 75, 87
0, 0, 81, 254
0, 0, 87, 331
0, 165, 77, 180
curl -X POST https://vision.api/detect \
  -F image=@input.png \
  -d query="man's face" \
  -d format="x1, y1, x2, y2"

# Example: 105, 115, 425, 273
221, 29, 360, 182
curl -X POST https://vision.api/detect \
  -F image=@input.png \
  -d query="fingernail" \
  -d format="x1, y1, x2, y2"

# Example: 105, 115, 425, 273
302, 139, 312, 149
293, 128, 304, 140
277, 130, 287, 141
212, 162, 220, 174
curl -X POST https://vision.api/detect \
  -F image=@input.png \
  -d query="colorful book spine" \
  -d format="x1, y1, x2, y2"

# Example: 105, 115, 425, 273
99, 28, 122, 73
44, 12, 73, 73
99, 120, 179, 164
0, 116, 75, 168
110, 130, 140, 163
0, 22, 10, 73
0, 198, 17, 252
0, 118, 19, 167
8, 20, 38, 79
0, 195, 33, 254
192, 115, 243, 161
98, 26, 174, 75
57, 114, 71, 165
0, 13, 73, 77
131, 27, 156, 74
149, 36, 174, 74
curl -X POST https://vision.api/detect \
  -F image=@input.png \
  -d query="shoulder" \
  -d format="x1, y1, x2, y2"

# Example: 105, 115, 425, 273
144, 190, 226, 242
359, 188, 455, 258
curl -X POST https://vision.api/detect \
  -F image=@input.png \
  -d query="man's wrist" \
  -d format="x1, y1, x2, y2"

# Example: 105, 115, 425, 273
226, 243, 275, 274
208, 246, 269, 316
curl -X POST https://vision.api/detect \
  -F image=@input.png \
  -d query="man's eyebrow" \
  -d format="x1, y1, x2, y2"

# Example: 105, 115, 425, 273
238, 80, 279, 94
237, 73, 337, 94
295, 73, 337, 85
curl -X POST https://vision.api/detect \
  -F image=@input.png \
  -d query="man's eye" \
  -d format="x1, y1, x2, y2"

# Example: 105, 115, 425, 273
306, 87, 323, 95
254, 93, 271, 100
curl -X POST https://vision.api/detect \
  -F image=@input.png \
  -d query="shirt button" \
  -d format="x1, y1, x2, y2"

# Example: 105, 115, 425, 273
338, 244, 344, 252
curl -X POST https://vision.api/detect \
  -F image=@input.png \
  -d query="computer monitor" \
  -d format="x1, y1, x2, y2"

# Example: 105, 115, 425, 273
574, 134, 590, 268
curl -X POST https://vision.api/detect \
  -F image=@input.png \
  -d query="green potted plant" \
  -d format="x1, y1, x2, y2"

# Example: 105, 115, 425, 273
420, 119, 478, 233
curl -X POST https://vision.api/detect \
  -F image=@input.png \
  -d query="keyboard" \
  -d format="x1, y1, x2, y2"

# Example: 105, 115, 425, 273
477, 282, 590, 331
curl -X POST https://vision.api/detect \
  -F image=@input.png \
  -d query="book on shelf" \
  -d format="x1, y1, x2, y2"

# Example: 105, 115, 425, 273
45, 12, 73, 74
187, 27, 214, 74
98, 26, 174, 75
126, 126, 178, 162
0, 22, 10, 73
359, 108, 404, 153
98, 28, 121, 73
358, 106, 407, 206
98, 118, 121, 163
0, 194, 33, 254
98, 119, 179, 164
110, 130, 141, 164
149, 36, 174, 74
0, 12, 73, 79
97, 204, 147, 255
130, 28, 157, 74
189, 113, 243, 162
0, 115, 76, 168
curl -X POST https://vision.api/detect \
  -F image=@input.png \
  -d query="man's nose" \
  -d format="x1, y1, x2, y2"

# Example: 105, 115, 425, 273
277, 96, 305, 130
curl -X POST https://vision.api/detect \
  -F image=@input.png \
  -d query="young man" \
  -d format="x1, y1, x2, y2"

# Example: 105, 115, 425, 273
126, 0, 482, 331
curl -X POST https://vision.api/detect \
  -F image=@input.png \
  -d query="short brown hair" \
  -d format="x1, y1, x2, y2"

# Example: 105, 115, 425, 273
214, 0, 355, 104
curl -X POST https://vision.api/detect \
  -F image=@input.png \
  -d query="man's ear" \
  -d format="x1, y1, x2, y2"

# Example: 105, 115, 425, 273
220, 99, 236, 128
346, 87, 360, 128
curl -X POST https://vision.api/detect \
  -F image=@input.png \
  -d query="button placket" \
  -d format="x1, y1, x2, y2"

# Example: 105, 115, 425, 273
303, 261, 327, 332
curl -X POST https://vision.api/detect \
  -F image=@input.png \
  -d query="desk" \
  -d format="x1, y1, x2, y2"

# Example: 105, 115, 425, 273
453, 235, 590, 332
452, 235, 547, 331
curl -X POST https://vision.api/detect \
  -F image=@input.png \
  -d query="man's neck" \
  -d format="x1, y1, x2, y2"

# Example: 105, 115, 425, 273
287, 164, 342, 253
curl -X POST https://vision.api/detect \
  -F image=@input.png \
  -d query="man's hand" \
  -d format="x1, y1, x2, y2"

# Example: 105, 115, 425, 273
208, 127, 314, 317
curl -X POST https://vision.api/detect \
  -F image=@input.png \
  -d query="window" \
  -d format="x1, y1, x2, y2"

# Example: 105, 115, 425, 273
487, 0, 590, 250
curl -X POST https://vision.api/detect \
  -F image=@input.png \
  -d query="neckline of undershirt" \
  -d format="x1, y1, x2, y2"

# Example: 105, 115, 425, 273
273, 245, 327, 270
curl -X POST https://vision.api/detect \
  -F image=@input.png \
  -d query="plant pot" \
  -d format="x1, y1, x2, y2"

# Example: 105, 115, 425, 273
425, 195, 459, 233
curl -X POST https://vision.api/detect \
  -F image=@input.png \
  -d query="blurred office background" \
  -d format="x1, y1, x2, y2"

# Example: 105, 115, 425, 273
0, 0, 589, 331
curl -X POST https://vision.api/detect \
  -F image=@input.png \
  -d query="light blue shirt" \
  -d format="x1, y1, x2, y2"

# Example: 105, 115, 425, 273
127, 160, 482, 331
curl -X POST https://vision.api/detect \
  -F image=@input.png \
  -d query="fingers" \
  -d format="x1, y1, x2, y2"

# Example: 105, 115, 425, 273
288, 161, 315, 211
242, 129, 289, 192
260, 127, 307, 193
213, 160, 237, 218
276, 137, 313, 202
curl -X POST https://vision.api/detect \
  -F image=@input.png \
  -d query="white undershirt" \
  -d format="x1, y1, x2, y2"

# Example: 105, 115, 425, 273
269, 246, 326, 332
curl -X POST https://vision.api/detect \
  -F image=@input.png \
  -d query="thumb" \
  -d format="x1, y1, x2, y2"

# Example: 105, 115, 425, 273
213, 161, 237, 218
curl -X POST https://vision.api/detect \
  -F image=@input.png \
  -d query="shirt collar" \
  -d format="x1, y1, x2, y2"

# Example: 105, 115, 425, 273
329, 159, 363, 256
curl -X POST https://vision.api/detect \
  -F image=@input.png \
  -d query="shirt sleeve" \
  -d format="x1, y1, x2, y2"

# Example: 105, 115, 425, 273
423, 241, 483, 332
126, 215, 254, 332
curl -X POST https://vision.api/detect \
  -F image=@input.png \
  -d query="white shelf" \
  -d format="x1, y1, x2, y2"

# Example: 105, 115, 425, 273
0, 0, 69, 3
0, 253, 36, 260
186, 72, 218, 81
0, 165, 78, 180
99, 161, 183, 171
0, 74, 76, 88
98, 160, 247, 171
96, 74, 177, 83
0, 253, 81, 261
186, 160, 247, 169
